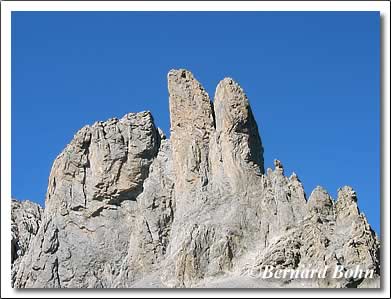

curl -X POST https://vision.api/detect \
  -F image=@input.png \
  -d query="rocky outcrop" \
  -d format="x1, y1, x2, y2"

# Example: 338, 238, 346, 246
114, 138, 175, 287
168, 69, 215, 194
212, 77, 264, 188
13, 112, 160, 288
11, 200, 43, 263
12, 69, 380, 288
11, 199, 43, 287
245, 185, 380, 288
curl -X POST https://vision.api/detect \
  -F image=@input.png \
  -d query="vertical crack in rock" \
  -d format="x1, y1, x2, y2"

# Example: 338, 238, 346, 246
81, 131, 91, 209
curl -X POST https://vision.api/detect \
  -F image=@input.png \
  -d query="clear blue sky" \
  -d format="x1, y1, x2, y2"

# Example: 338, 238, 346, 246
11, 12, 380, 234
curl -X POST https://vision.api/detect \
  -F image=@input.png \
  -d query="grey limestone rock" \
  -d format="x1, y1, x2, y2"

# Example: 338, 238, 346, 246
12, 69, 380, 288
11, 199, 43, 287
13, 111, 160, 288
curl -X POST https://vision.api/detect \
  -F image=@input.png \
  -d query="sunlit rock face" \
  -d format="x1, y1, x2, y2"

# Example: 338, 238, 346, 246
12, 70, 380, 288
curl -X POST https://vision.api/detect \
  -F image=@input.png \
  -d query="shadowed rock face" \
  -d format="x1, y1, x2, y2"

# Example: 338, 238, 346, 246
214, 77, 264, 177
12, 69, 380, 288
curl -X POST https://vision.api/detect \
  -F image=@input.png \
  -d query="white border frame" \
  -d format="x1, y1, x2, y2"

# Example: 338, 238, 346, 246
1, 1, 389, 298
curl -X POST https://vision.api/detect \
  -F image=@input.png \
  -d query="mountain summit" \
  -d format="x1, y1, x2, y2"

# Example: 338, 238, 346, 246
12, 69, 380, 288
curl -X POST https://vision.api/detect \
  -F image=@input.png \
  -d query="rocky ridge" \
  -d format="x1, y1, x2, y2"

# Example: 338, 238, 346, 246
12, 69, 380, 288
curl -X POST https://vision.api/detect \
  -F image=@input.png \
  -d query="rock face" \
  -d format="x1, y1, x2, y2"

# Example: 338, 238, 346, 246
12, 69, 380, 288
11, 199, 43, 287
13, 112, 160, 288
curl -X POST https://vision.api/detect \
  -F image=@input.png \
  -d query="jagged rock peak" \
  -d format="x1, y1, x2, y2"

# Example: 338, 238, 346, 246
167, 69, 215, 191
307, 186, 334, 219
335, 185, 361, 220
309, 185, 332, 200
46, 110, 159, 212
289, 171, 299, 181
214, 76, 264, 175
168, 69, 215, 132
11, 69, 379, 289
274, 159, 283, 169
337, 185, 358, 204
13, 111, 162, 288
214, 77, 249, 134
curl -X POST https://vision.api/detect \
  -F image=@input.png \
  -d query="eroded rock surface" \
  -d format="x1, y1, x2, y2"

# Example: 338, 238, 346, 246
13, 111, 159, 288
12, 69, 380, 288
11, 199, 43, 287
